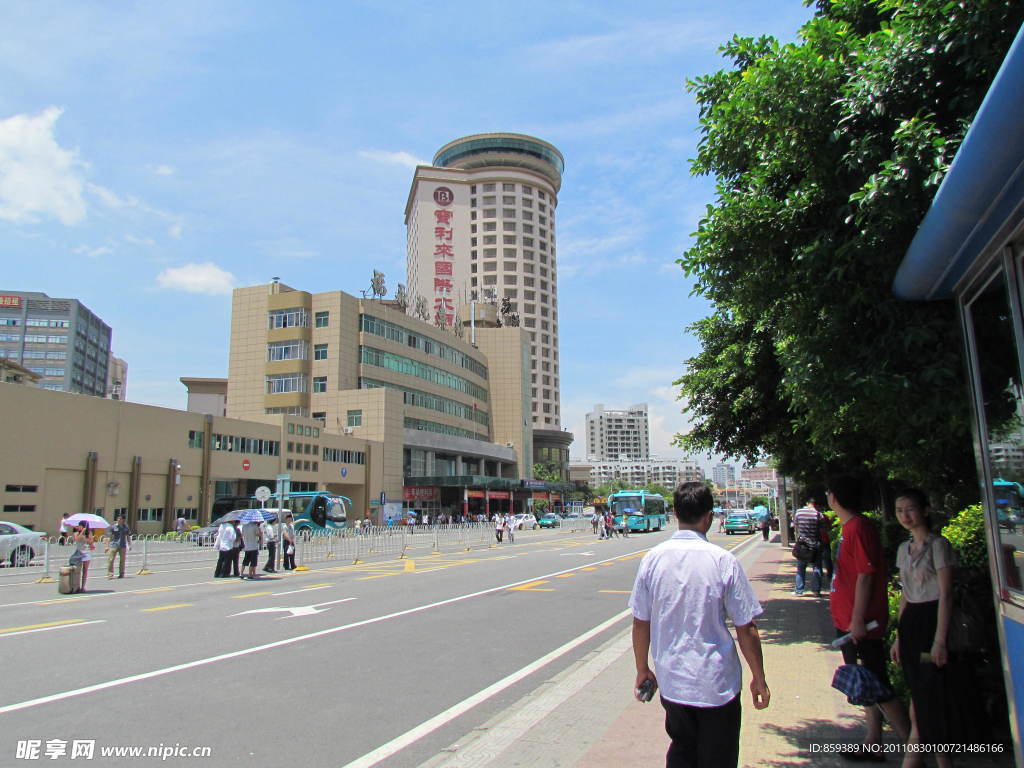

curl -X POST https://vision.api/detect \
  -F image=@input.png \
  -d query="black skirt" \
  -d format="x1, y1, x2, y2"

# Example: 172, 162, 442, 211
899, 600, 974, 746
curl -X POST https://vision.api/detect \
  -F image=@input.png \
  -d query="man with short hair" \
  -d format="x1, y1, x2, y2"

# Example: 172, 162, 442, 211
792, 498, 826, 596
240, 521, 261, 579
106, 513, 131, 579
827, 476, 909, 757
630, 481, 770, 767
261, 518, 277, 573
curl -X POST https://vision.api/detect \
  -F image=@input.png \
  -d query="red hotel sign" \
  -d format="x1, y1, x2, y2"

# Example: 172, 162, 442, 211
0, 296, 22, 308
432, 186, 455, 327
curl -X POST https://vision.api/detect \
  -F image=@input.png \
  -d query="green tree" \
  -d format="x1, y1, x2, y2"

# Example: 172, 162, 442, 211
675, 0, 1023, 508
748, 495, 770, 509
533, 462, 562, 483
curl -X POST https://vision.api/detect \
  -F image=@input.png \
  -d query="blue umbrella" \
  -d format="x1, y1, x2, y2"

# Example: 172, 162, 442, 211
237, 509, 278, 524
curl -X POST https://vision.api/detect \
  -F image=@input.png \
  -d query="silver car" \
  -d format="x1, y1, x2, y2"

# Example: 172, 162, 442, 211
0, 521, 46, 567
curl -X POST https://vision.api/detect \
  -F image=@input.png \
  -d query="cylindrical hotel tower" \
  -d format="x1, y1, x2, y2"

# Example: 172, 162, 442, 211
405, 133, 566, 443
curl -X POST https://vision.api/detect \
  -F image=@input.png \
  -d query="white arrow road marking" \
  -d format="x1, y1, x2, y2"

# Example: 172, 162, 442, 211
230, 597, 356, 619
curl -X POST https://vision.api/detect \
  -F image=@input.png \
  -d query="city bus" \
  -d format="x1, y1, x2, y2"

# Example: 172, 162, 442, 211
609, 490, 669, 532
240, 490, 351, 538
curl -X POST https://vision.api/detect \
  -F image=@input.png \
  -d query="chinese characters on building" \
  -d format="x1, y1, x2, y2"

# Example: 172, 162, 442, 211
432, 187, 455, 327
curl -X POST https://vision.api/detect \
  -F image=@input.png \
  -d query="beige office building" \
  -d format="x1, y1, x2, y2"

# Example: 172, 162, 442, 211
405, 134, 572, 478
0, 382, 374, 534
225, 281, 541, 518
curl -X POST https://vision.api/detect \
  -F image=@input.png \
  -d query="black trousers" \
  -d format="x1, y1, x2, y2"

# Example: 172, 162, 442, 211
282, 542, 295, 570
661, 694, 741, 768
231, 547, 242, 576
215, 549, 233, 577
263, 541, 277, 570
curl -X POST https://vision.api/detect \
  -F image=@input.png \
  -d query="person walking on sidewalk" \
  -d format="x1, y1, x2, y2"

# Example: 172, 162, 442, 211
828, 476, 910, 759
629, 481, 770, 768
793, 498, 826, 596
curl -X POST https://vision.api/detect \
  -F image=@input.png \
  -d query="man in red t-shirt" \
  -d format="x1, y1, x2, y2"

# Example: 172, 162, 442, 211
828, 476, 909, 757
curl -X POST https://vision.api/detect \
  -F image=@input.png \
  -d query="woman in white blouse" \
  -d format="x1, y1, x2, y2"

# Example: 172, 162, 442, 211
889, 488, 960, 768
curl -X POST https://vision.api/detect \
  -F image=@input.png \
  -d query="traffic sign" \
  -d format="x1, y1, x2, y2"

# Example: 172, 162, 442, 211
254, 486, 272, 502
242, 459, 251, 471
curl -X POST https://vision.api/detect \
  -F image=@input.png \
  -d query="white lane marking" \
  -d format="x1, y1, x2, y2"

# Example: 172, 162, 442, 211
0, 620, 106, 638
271, 585, 331, 597
426, 632, 633, 767
338, 609, 632, 768
231, 597, 357, 618
0, 548, 650, 716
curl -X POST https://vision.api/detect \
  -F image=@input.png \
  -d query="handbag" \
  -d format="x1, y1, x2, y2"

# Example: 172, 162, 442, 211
946, 578, 985, 654
286, 545, 295, 555
792, 537, 819, 562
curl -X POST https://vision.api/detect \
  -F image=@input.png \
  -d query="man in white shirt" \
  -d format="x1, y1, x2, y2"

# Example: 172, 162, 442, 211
213, 522, 237, 578
629, 481, 770, 767
261, 518, 278, 573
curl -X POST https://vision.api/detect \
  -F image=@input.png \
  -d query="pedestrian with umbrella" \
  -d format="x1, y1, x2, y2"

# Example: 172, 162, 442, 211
237, 509, 273, 579
70, 520, 96, 591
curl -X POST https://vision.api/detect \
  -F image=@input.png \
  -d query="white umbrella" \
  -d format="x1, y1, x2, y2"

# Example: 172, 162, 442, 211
64, 513, 110, 530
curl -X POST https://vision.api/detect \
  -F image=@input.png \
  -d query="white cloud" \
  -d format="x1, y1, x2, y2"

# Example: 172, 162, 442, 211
0, 107, 87, 225
527, 21, 718, 68
87, 182, 127, 209
154, 164, 176, 176
124, 234, 156, 247
168, 223, 183, 239
73, 244, 113, 258
156, 262, 235, 295
358, 149, 427, 169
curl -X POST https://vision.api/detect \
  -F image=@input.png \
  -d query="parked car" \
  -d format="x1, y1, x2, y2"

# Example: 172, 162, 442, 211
510, 513, 538, 530
537, 513, 561, 529
724, 512, 757, 535
0, 521, 46, 567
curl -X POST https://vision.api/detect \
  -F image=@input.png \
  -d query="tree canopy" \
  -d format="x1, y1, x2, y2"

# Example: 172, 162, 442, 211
675, 0, 1024, 508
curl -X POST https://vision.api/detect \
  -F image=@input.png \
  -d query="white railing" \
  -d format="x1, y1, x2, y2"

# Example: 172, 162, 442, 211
0, 518, 593, 583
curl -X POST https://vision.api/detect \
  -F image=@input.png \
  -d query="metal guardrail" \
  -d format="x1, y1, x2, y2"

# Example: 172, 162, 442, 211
0, 517, 593, 583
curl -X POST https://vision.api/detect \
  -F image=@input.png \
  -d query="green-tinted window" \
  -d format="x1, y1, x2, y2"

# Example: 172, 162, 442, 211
347, 410, 362, 427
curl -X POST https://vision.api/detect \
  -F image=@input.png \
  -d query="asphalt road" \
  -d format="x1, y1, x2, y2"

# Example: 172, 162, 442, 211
0, 525, 760, 767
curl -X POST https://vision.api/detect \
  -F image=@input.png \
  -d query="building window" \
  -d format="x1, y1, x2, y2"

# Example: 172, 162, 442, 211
503, 183, 515, 192
266, 374, 306, 394
268, 308, 309, 329
187, 431, 204, 449
267, 340, 306, 361
312, 376, 327, 393
3, 504, 36, 513
138, 508, 165, 522
314, 344, 328, 360
502, 208, 516, 218
347, 410, 362, 427
315, 311, 329, 328
4, 484, 38, 493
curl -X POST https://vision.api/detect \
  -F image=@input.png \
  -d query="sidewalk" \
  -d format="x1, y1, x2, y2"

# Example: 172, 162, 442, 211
424, 537, 986, 767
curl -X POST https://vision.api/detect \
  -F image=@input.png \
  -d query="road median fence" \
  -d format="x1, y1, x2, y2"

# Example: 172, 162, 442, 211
1, 517, 592, 584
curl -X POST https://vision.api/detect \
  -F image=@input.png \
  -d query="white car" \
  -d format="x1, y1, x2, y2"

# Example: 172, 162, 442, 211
510, 513, 538, 530
0, 521, 46, 567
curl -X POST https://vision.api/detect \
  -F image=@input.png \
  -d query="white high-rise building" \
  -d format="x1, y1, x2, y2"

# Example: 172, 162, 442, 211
712, 463, 736, 488
405, 133, 572, 475
585, 403, 650, 462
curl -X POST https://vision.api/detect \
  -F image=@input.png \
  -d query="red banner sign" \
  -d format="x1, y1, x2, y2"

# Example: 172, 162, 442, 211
467, 490, 485, 498
403, 486, 439, 502
487, 491, 510, 500
532, 492, 549, 501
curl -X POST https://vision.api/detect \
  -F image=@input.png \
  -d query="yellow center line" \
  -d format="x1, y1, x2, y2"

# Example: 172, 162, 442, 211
508, 580, 554, 592
141, 604, 193, 612
302, 583, 332, 589
231, 592, 272, 599
136, 587, 175, 594
0, 619, 88, 635
555, 573, 576, 578
599, 562, 615, 567
38, 597, 90, 605
581, 567, 597, 571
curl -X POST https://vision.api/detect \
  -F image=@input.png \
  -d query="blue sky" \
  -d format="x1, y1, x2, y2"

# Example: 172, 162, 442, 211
0, 1, 814, 468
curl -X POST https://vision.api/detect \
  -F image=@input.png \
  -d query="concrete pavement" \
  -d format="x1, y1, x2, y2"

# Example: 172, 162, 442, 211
424, 535, 1012, 767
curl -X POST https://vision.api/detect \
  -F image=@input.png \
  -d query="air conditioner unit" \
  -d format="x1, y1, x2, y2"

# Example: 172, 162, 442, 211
343, 427, 354, 435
